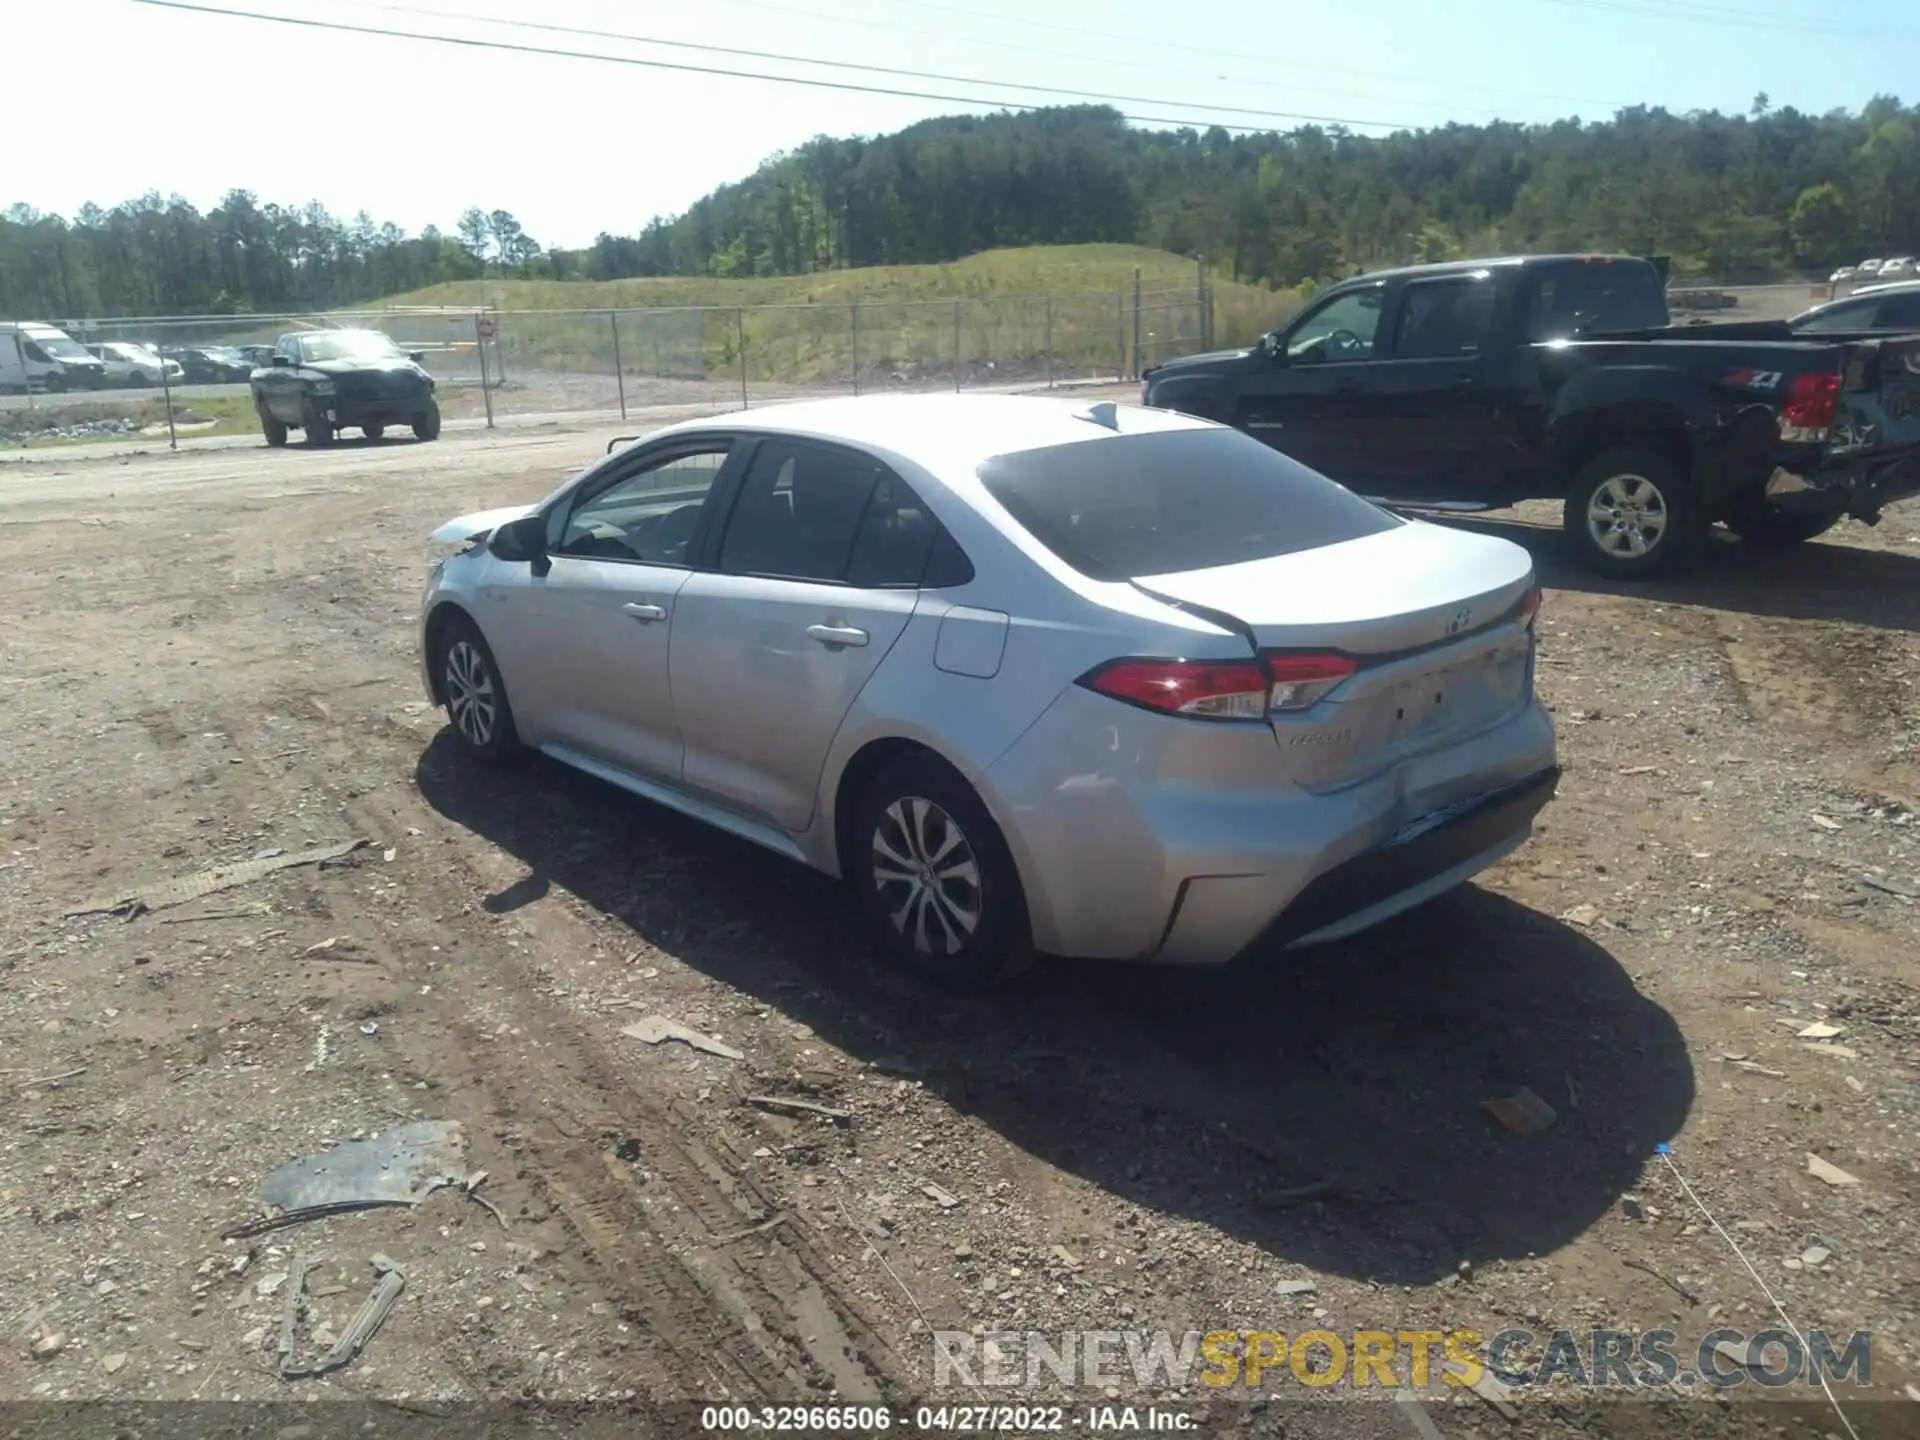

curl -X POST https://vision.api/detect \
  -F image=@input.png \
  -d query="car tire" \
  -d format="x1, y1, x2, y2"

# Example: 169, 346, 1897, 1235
303, 399, 334, 447
1725, 492, 1845, 548
849, 756, 1035, 990
434, 612, 522, 763
363, 424, 385, 441
1563, 447, 1705, 578
43, 373, 66, 394
261, 412, 288, 447
412, 397, 442, 442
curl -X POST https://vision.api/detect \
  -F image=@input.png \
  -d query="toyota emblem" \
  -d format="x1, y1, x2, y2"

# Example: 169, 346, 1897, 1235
1448, 607, 1472, 634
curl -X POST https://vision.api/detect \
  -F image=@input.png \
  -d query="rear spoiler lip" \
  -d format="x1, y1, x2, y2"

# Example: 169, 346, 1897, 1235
1125, 579, 1540, 673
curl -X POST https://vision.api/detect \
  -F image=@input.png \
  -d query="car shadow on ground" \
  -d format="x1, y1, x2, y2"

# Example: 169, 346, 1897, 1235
1428, 512, 1920, 633
415, 735, 1694, 1287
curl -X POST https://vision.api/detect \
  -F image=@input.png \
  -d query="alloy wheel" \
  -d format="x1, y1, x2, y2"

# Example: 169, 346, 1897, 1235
444, 639, 497, 748
870, 796, 983, 956
1586, 474, 1669, 558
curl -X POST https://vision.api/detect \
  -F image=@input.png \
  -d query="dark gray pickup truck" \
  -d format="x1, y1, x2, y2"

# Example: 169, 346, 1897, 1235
1142, 254, 1920, 576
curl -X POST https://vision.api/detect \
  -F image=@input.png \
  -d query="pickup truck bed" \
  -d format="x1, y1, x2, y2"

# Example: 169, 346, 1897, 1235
1142, 255, 1920, 577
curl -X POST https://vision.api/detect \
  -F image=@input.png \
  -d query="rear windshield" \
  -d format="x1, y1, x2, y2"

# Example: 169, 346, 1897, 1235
977, 428, 1400, 582
1525, 263, 1670, 338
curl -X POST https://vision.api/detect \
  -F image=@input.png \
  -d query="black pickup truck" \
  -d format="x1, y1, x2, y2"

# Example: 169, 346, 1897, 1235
1141, 254, 1920, 577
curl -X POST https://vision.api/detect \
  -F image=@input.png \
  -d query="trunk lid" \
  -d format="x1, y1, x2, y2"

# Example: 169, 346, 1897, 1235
1132, 520, 1537, 789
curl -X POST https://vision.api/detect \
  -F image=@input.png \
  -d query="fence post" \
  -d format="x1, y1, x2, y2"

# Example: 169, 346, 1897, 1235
609, 310, 627, 421
475, 311, 495, 429
953, 299, 962, 393
1044, 297, 1053, 389
851, 300, 860, 396
159, 351, 178, 451
1198, 252, 1214, 350
1116, 290, 1126, 381
1131, 267, 1142, 380
736, 307, 748, 410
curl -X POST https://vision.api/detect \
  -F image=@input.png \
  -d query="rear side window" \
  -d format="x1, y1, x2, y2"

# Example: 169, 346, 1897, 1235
1795, 298, 1877, 334
721, 439, 879, 581
1525, 264, 1669, 339
978, 428, 1400, 583
1394, 277, 1498, 358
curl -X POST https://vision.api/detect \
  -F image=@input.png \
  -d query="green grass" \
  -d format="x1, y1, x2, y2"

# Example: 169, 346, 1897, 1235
4, 394, 259, 449
364, 245, 1300, 386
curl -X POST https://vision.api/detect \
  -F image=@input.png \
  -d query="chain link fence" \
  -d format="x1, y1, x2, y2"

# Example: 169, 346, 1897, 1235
3, 272, 1239, 447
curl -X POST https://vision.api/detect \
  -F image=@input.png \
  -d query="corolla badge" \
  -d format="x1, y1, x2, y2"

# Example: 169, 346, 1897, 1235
1447, 607, 1473, 635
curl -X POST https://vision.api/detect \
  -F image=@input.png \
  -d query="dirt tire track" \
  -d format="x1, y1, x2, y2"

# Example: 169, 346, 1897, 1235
226, 710, 903, 1407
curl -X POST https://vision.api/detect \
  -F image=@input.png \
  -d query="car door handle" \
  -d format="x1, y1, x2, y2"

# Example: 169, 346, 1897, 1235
806, 623, 869, 647
622, 602, 668, 623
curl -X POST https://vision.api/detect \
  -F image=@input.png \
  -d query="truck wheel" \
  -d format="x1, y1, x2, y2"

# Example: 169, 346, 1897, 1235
43, 373, 66, 394
1725, 494, 1845, 548
1563, 448, 1704, 578
363, 424, 385, 441
261, 412, 288, 447
412, 397, 441, 442
303, 400, 335, 447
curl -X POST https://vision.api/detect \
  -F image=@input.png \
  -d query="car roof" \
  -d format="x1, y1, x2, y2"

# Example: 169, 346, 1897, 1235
1834, 278, 1920, 299
649, 393, 1216, 478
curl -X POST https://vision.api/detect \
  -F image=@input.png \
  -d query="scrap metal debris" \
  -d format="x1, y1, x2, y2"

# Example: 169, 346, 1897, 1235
747, 1093, 852, 1123
621, 1015, 744, 1061
276, 1256, 319, 1367
66, 838, 371, 918
922, 1181, 963, 1209
1482, 1086, 1558, 1135
280, 1254, 405, 1380
464, 1170, 509, 1232
222, 1121, 467, 1239
1807, 1154, 1862, 1187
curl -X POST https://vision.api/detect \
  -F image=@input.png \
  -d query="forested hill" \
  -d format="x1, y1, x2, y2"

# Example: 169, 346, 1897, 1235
3, 99, 1916, 318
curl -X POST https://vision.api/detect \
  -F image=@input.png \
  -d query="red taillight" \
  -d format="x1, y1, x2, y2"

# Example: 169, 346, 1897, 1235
1082, 658, 1272, 720
1780, 371, 1840, 440
1262, 652, 1358, 711
1517, 586, 1543, 629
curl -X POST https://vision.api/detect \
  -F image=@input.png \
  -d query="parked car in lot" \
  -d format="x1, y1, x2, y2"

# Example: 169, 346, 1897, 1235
1142, 254, 1920, 576
234, 344, 276, 369
1830, 265, 1857, 285
0, 321, 108, 391
251, 328, 440, 446
419, 395, 1557, 987
1859, 258, 1885, 278
84, 342, 184, 388
162, 346, 253, 383
1880, 256, 1915, 281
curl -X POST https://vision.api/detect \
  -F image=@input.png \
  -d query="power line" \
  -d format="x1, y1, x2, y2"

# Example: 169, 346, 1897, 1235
130, 0, 1424, 134
360, 0, 1532, 123
1530, 0, 1859, 34
848, 0, 1642, 108
332, 0, 1426, 129
631, 0, 1622, 116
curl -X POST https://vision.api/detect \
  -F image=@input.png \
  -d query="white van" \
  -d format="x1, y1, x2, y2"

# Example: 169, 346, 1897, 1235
0, 322, 110, 392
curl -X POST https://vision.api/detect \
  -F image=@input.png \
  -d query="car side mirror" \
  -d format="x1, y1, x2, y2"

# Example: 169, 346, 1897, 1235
488, 514, 547, 564
270, 355, 291, 367
1259, 331, 1289, 364
407, 351, 424, 364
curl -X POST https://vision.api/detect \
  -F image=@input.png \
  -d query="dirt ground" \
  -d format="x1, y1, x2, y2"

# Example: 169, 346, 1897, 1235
1, 410, 1917, 1438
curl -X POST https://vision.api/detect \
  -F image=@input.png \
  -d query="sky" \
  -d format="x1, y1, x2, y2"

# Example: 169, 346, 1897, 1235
9, 0, 1910, 249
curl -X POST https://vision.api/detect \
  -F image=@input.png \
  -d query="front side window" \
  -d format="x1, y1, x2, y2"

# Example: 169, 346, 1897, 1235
1393, 277, 1498, 358
1284, 288, 1385, 362
1874, 292, 1920, 329
553, 446, 731, 565
719, 440, 886, 582
980, 428, 1400, 583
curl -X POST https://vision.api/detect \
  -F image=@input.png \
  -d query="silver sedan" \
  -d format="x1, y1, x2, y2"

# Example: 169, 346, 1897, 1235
420, 395, 1558, 987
